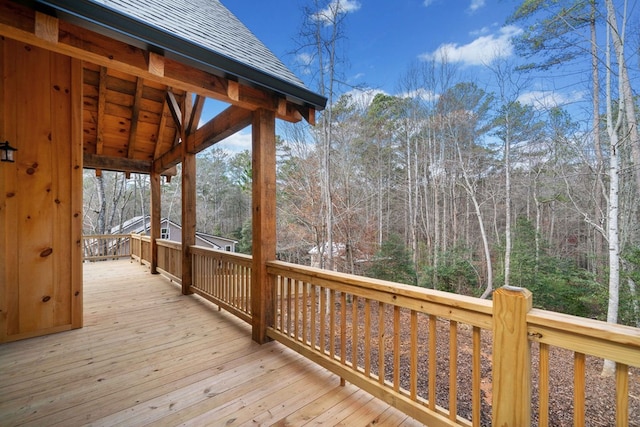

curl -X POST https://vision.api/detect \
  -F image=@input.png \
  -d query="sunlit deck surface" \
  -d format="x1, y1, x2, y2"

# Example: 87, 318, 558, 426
0, 260, 421, 426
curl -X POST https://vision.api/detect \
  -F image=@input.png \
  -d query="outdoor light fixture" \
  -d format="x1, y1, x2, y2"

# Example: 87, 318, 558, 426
0, 140, 17, 163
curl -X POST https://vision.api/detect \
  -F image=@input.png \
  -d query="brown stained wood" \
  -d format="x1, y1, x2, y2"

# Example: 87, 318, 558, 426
34, 11, 58, 43
126, 77, 145, 158
251, 108, 276, 344
96, 66, 107, 155
0, 261, 417, 426
0, 1, 307, 122
147, 51, 164, 76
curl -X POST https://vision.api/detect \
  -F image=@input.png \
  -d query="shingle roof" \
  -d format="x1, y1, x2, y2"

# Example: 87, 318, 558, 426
36, 0, 326, 109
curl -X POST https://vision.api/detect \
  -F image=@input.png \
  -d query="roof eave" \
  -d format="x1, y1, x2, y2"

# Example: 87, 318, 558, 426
34, 0, 327, 111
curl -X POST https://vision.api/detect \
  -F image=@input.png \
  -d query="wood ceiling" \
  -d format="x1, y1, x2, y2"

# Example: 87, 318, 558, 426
0, 0, 316, 177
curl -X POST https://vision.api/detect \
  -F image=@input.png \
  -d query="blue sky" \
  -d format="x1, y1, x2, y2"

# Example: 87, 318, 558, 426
212, 0, 597, 152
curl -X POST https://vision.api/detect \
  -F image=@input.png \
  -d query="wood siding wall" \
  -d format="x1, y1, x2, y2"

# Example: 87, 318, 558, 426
0, 39, 83, 342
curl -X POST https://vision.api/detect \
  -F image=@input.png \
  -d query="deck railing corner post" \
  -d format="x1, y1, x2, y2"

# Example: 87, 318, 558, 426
492, 285, 533, 427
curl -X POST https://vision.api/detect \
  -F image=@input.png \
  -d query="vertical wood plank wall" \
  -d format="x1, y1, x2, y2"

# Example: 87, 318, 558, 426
0, 39, 83, 342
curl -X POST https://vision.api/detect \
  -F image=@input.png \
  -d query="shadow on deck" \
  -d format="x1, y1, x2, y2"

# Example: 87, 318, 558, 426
0, 260, 420, 426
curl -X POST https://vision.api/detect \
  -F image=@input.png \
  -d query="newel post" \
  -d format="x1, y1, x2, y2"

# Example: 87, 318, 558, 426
492, 286, 532, 427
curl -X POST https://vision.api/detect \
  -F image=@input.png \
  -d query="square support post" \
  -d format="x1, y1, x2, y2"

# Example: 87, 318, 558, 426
492, 286, 533, 427
180, 95, 195, 295
251, 108, 276, 344
149, 171, 161, 274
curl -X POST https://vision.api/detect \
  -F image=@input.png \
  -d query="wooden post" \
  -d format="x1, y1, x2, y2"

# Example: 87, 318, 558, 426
492, 286, 533, 427
149, 171, 161, 274
180, 95, 195, 295
251, 108, 276, 344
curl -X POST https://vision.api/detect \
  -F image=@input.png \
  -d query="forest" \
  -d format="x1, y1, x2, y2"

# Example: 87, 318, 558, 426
83, 0, 640, 329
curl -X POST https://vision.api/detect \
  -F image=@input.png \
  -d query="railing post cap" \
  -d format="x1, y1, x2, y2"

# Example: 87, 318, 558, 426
496, 285, 532, 297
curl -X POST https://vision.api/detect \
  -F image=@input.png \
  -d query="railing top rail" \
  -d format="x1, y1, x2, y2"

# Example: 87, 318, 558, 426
82, 234, 132, 239
156, 239, 181, 250
267, 259, 493, 329
190, 245, 252, 264
528, 308, 640, 367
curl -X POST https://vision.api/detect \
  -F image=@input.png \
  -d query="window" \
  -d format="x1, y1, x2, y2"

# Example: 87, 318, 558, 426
161, 228, 169, 240
225, 245, 232, 251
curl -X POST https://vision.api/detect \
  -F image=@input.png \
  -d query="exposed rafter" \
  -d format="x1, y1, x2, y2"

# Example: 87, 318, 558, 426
0, 3, 313, 123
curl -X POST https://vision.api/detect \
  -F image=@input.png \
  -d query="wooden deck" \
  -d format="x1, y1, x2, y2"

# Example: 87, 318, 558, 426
0, 260, 421, 426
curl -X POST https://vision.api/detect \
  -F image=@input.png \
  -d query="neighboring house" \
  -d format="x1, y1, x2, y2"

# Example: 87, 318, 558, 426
309, 242, 346, 270
114, 216, 237, 252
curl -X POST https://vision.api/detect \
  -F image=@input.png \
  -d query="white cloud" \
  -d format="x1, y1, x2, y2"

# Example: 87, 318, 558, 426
216, 131, 252, 154
401, 88, 440, 103
517, 90, 586, 110
313, 0, 361, 24
419, 25, 523, 66
341, 88, 387, 108
423, 0, 436, 6
468, 0, 486, 12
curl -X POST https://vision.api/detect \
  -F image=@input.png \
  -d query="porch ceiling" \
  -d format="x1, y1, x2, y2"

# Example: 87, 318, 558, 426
0, 0, 327, 176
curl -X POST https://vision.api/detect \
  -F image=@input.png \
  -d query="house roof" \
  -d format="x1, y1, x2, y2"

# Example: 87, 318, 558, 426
34, 0, 326, 110
114, 216, 238, 247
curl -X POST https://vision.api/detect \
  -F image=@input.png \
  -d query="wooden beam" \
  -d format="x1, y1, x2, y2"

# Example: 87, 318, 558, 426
153, 105, 252, 174
83, 153, 177, 176
126, 77, 145, 158
192, 106, 252, 153
251, 108, 277, 344
147, 51, 164, 77
34, 11, 58, 43
153, 96, 170, 160
186, 94, 205, 136
166, 90, 182, 133
0, 0, 306, 123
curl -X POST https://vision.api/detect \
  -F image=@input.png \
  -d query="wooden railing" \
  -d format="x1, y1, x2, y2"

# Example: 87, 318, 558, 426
156, 239, 182, 283
191, 246, 252, 324
130, 233, 150, 265
82, 234, 131, 261
126, 241, 640, 426
266, 261, 493, 426
527, 309, 639, 426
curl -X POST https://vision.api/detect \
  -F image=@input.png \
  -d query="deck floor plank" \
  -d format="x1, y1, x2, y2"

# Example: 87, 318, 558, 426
0, 260, 418, 426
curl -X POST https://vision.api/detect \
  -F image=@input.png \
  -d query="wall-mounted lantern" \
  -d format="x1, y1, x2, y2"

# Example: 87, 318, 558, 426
0, 140, 17, 163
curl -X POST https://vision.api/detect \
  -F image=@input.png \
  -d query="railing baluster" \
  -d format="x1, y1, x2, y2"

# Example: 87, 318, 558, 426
352, 295, 359, 371
539, 342, 550, 427
294, 279, 300, 340
378, 302, 386, 386
278, 276, 285, 332
341, 291, 347, 366
302, 282, 308, 345
616, 363, 629, 427
410, 309, 418, 400
428, 314, 437, 411
320, 286, 326, 354
472, 326, 481, 427
329, 289, 336, 359
449, 320, 458, 421
310, 284, 317, 349
393, 305, 400, 392
574, 352, 585, 427
364, 299, 372, 377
